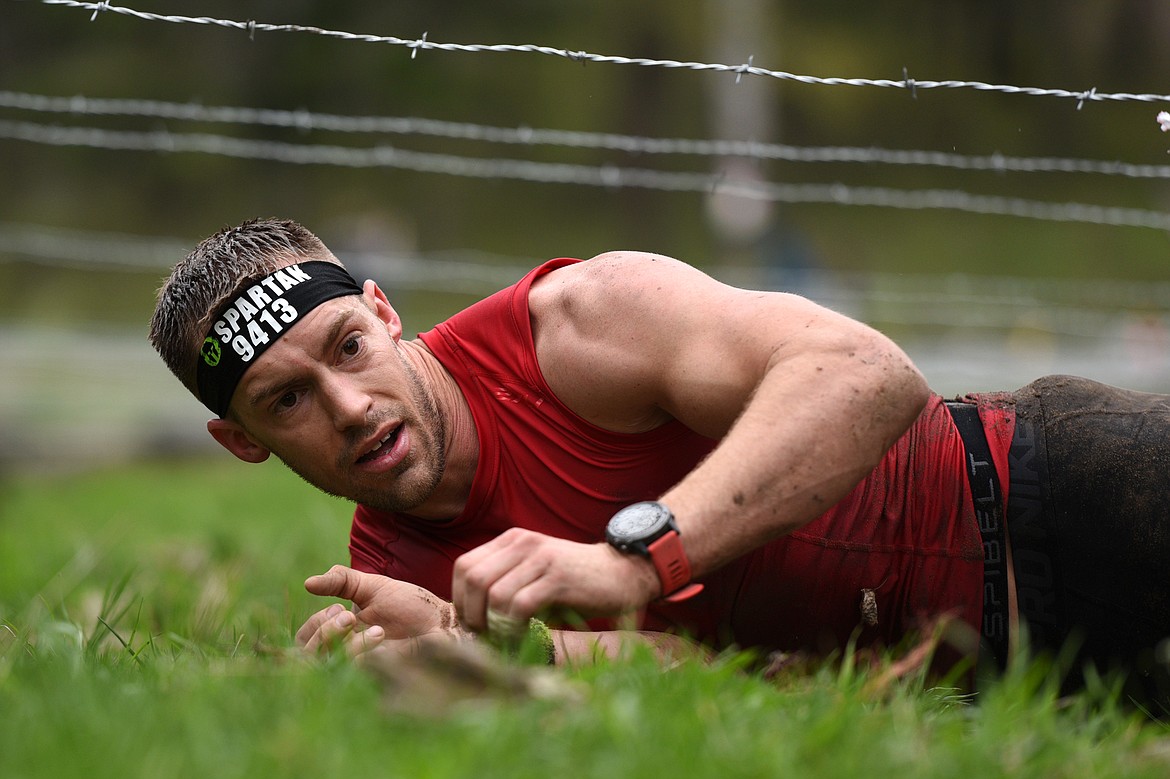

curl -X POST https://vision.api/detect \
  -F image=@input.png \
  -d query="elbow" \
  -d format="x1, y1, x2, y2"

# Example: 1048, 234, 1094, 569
891, 345, 929, 412
865, 335, 930, 442
899, 359, 931, 428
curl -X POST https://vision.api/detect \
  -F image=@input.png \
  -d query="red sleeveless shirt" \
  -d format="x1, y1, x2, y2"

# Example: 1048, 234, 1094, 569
350, 259, 1015, 654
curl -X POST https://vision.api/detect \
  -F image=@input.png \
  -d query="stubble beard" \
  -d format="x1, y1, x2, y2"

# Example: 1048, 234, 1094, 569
282, 349, 449, 514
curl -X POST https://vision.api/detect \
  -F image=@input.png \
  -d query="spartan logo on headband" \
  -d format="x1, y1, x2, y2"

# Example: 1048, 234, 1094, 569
195, 261, 364, 417
200, 337, 222, 367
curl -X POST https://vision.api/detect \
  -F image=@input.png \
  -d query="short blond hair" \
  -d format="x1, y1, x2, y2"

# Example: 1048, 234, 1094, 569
149, 218, 344, 397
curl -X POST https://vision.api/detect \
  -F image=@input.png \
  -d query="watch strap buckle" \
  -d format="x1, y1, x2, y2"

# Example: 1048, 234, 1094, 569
647, 531, 704, 602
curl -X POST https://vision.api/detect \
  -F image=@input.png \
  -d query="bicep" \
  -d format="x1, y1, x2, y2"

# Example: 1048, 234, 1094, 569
649, 284, 874, 439
532, 252, 879, 438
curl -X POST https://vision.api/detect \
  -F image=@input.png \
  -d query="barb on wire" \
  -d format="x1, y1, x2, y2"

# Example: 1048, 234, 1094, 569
735, 55, 754, 85
4, 91, 1169, 179
2, 118, 1169, 232
410, 31, 427, 60
35, 0, 1170, 106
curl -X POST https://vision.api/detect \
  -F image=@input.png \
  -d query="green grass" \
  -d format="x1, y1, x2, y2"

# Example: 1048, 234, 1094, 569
3, 460, 1170, 778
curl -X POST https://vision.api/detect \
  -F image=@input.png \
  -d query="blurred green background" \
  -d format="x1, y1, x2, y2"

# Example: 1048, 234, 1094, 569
3, 0, 1170, 473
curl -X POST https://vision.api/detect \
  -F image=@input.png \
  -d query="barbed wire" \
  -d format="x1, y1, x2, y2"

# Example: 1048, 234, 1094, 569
0, 221, 190, 272
8, 219, 1169, 304
5, 220, 1170, 341
36, 0, 1170, 107
4, 90, 1169, 180
4, 118, 1168, 231
0, 220, 533, 293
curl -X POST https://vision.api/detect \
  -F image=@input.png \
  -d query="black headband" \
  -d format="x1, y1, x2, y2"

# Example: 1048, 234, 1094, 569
195, 261, 364, 417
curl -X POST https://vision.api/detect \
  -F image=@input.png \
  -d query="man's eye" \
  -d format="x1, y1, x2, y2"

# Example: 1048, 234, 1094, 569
277, 391, 298, 409
341, 336, 361, 356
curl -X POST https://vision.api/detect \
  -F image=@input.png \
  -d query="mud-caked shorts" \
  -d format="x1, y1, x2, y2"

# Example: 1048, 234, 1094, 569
1008, 375, 1170, 706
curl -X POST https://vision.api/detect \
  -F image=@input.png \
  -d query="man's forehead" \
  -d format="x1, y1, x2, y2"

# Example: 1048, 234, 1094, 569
235, 296, 368, 406
195, 260, 366, 418
286, 293, 366, 340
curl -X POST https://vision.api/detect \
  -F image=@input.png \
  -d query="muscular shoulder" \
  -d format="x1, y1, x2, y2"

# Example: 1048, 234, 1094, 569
528, 249, 785, 363
526, 250, 905, 439
527, 251, 757, 433
528, 250, 698, 314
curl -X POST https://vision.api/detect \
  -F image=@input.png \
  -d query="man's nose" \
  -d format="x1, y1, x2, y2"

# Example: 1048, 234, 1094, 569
322, 377, 372, 431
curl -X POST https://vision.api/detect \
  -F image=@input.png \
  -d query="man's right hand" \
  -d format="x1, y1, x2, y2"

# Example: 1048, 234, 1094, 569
295, 565, 471, 656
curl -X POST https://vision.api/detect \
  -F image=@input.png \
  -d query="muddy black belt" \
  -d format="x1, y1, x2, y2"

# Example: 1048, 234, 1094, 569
945, 401, 1010, 671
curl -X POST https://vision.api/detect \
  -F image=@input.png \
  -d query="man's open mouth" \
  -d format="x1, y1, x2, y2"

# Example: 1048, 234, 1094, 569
357, 424, 402, 464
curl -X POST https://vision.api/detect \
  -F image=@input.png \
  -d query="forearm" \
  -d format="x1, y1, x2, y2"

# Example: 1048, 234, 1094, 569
551, 628, 710, 667
457, 593, 707, 667
663, 331, 929, 578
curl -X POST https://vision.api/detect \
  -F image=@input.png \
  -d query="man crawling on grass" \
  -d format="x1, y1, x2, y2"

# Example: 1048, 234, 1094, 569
149, 218, 1170, 707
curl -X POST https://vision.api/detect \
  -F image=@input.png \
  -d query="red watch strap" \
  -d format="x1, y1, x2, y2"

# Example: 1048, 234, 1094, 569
646, 530, 704, 602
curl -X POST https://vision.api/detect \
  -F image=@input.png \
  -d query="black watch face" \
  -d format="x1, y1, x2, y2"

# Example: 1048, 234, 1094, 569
607, 502, 672, 545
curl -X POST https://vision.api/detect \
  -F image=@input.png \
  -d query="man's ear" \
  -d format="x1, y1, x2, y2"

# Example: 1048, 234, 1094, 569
363, 279, 403, 342
207, 418, 271, 463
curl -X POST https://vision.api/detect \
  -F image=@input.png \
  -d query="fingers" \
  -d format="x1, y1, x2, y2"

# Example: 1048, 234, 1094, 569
298, 604, 386, 656
452, 529, 552, 633
345, 623, 385, 658
295, 602, 345, 646
301, 607, 357, 653
452, 533, 518, 631
304, 564, 386, 606
485, 608, 529, 641
453, 533, 660, 635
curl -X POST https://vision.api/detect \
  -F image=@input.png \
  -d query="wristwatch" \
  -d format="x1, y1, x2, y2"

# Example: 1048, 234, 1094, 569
605, 501, 704, 603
